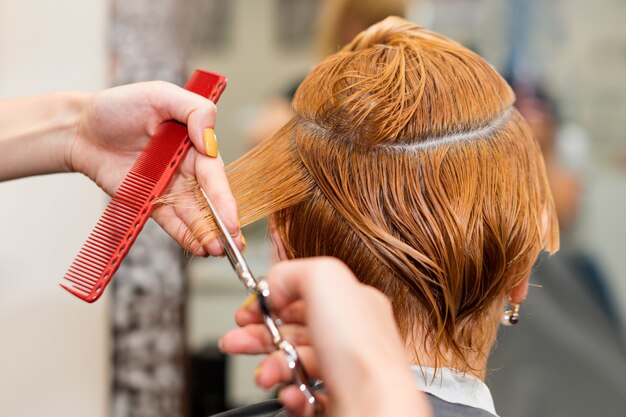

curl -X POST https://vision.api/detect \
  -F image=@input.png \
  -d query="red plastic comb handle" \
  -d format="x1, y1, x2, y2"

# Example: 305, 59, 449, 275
61, 70, 227, 303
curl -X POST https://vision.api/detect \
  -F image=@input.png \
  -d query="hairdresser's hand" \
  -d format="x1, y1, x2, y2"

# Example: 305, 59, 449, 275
220, 258, 430, 417
69, 81, 242, 256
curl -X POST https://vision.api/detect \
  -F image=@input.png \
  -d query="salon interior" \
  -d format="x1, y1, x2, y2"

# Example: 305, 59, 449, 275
1, 0, 625, 416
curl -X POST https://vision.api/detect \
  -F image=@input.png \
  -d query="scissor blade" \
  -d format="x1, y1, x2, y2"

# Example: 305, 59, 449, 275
199, 187, 256, 289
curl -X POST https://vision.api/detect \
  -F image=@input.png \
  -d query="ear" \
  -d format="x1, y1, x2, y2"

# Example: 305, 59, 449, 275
268, 217, 291, 262
509, 275, 530, 305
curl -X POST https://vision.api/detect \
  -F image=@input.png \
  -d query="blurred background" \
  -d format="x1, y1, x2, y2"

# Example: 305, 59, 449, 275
0, 0, 624, 416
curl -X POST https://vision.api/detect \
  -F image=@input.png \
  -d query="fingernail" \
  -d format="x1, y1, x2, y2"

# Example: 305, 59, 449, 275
254, 365, 263, 381
241, 234, 247, 250
242, 293, 256, 309
217, 338, 224, 353
203, 128, 218, 157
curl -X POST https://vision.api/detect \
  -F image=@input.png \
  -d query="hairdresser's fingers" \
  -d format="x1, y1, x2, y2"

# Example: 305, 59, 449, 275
147, 81, 217, 154
168, 192, 224, 257
194, 152, 244, 251
234, 304, 262, 326
162, 151, 238, 257
279, 386, 330, 417
155, 157, 224, 256
235, 299, 306, 327
275, 300, 307, 324
220, 324, 310, 355
255, 347, 320, 390
152, 205, 207, 257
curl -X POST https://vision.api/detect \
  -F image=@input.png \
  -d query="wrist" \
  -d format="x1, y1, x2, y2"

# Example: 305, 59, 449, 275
333, 352, 423, 417
59, 91, 93, 173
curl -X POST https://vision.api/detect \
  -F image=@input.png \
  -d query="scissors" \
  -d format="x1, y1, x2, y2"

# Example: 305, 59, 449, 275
200, 188, 320, 409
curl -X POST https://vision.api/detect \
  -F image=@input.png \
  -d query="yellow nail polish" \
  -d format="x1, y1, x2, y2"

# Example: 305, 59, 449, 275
241, 234, 247, 249
203, 128, 218, 157
242, 293, 256, 309
254, 366, 263, 381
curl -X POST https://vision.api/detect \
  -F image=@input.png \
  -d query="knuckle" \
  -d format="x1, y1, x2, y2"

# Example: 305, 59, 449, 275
149, 80, 175, 97
268, 261, 285, 276
153, 80, 173, 89
315, 257, 350, 275
363, 285, 392, 308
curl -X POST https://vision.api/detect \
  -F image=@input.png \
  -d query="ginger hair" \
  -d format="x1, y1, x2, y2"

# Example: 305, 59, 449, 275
182, 17, 559, 373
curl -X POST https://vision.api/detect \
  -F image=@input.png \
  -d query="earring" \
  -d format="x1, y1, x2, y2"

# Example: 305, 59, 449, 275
501, 302, 521, 326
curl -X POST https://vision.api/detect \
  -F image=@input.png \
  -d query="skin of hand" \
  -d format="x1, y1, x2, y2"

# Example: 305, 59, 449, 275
220, 257, 431, 417
0, 81, 243, 256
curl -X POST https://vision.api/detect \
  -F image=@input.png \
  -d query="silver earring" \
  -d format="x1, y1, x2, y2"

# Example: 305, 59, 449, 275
501, 302, 521, 326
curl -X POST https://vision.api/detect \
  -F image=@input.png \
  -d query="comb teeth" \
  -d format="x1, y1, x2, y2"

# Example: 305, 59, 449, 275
61, 70, 227, 303
62, 174, 156, 302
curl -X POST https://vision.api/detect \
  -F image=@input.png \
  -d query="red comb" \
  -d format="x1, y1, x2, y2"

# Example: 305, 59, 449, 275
61, 69, 227, 303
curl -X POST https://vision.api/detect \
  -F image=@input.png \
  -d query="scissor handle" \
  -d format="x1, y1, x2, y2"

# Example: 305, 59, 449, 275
256, 280, 321, 409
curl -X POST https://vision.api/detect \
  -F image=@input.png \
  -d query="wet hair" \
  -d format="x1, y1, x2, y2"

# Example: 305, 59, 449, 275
184, 17, 558, 372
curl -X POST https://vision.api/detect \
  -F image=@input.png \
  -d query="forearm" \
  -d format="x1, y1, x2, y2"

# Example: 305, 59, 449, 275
0, 91, 91, 181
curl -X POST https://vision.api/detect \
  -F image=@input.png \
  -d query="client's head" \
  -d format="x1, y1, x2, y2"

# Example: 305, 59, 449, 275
192, 17, 559, 375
